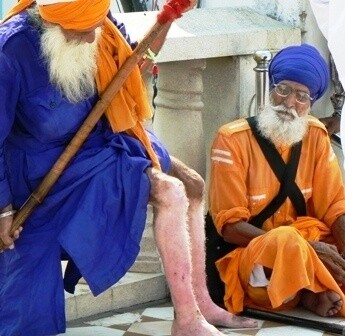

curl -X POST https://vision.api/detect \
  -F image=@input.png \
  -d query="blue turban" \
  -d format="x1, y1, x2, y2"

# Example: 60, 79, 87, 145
269, 44, 329, 102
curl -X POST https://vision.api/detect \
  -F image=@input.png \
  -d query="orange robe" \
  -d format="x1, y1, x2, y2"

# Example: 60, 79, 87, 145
209, 116, 345, 315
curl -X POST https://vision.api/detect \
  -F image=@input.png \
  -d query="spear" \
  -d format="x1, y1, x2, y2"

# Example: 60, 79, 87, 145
0, 0, 193, 250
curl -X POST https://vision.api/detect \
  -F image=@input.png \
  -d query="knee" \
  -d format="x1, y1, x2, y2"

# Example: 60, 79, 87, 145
184, 171, 205, 200
268, 226, 306, 245
169, 157, 205, 200
273, 226, 300, 236
150, 172, 188, 209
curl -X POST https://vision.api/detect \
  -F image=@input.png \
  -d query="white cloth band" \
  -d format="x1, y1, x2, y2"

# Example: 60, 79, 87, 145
249, 264, 269, 287
0, 210, 17, 219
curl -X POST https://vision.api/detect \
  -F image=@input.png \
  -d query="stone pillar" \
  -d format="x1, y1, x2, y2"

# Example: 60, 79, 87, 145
202, 55, 257, 191
151, 59, 207, 178
132, 60, 206, 274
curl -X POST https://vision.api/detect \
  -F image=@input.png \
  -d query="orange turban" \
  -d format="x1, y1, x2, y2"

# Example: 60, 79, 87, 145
2, 0, 161, 169
38, 0, 110, 30
3, 0, 109, 30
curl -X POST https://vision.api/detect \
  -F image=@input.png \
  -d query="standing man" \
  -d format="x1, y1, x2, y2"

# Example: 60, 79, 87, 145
0, 0, 256, 335
209, 44, 345, 317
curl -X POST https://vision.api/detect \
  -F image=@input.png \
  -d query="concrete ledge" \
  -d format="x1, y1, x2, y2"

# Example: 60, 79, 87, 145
116, 7, 301, 62
65, 272, 169, 321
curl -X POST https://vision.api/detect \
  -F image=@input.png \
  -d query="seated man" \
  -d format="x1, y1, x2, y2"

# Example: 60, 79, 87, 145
0, 1, 256, 335
208, 44, 345, 317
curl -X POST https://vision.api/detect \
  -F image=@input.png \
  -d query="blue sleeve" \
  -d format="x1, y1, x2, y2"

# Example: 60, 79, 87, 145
0, 51, 20, 208
107, 11, 138, 50
147, 131, 172, 173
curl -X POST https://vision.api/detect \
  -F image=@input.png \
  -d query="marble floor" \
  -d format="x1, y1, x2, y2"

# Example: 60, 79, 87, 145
62, 300, 345, 336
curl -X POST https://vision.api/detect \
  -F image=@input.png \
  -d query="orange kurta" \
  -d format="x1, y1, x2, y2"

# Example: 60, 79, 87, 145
209, 115, 345, 315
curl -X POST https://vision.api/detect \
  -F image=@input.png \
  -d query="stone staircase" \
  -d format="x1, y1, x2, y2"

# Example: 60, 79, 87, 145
65, 205, 170, 322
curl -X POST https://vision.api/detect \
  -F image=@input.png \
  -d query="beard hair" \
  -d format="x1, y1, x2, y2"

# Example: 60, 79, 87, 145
257, 103, 310, 147
40, 24, 101, 103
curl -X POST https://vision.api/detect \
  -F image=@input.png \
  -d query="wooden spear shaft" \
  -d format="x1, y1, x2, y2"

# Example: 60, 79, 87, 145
0, 17, 172, 250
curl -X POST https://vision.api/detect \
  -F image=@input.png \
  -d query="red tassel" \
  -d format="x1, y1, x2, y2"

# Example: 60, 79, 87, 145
152, 64, 159, 76
157, 0, 191, 24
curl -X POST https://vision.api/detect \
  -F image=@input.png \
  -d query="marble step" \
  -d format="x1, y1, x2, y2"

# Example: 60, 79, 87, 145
65, 271, 169, 321
130, 251, 163, 273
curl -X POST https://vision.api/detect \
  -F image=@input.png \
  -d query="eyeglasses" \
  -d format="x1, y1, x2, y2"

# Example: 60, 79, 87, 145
273, 83, 313, 104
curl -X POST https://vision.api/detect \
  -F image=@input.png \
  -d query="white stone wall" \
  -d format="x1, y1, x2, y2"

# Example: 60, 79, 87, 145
201, 0, 305, 27
200, 0, 332, 119
1, 0, 15, 18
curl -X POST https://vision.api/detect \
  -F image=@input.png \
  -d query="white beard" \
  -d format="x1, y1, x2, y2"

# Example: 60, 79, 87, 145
257, 103, 310, 147
40, 25, 100, 103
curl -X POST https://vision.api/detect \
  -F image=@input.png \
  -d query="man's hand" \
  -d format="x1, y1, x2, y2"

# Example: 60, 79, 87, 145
0, 205, 22, 252
309, 240, 345, 285
331, 215, 345, 256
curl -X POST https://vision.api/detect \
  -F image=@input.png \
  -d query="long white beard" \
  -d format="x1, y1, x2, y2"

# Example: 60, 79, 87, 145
40, 25, 100, 103
257, 104, 310, 147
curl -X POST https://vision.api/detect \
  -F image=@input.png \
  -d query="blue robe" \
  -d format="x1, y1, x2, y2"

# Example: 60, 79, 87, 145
0, 11, 171, 336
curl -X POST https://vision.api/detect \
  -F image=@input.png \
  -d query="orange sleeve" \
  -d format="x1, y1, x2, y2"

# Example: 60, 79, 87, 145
307, 126, 345, 226
209, 121, 252, 235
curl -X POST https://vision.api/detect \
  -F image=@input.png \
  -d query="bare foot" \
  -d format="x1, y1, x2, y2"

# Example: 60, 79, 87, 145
301, 290, 343, 317
199, 301, 258, 328
171, 315, 226, 336
194, 293, 258, 328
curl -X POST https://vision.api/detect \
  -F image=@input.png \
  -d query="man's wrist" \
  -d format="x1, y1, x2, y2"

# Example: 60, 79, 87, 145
0, 204, 13, 212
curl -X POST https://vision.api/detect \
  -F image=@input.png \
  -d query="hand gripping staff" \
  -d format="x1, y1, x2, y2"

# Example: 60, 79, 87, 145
0, 0, 193, 250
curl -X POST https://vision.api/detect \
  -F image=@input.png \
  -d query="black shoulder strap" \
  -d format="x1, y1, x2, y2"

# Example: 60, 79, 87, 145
246, 116, 306, 228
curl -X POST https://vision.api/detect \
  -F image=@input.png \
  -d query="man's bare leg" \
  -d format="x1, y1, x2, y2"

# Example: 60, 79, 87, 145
301, 290, 343, 317
148, 168, 225, 336
187, 198, 258, 328
169, 157, 257, 328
